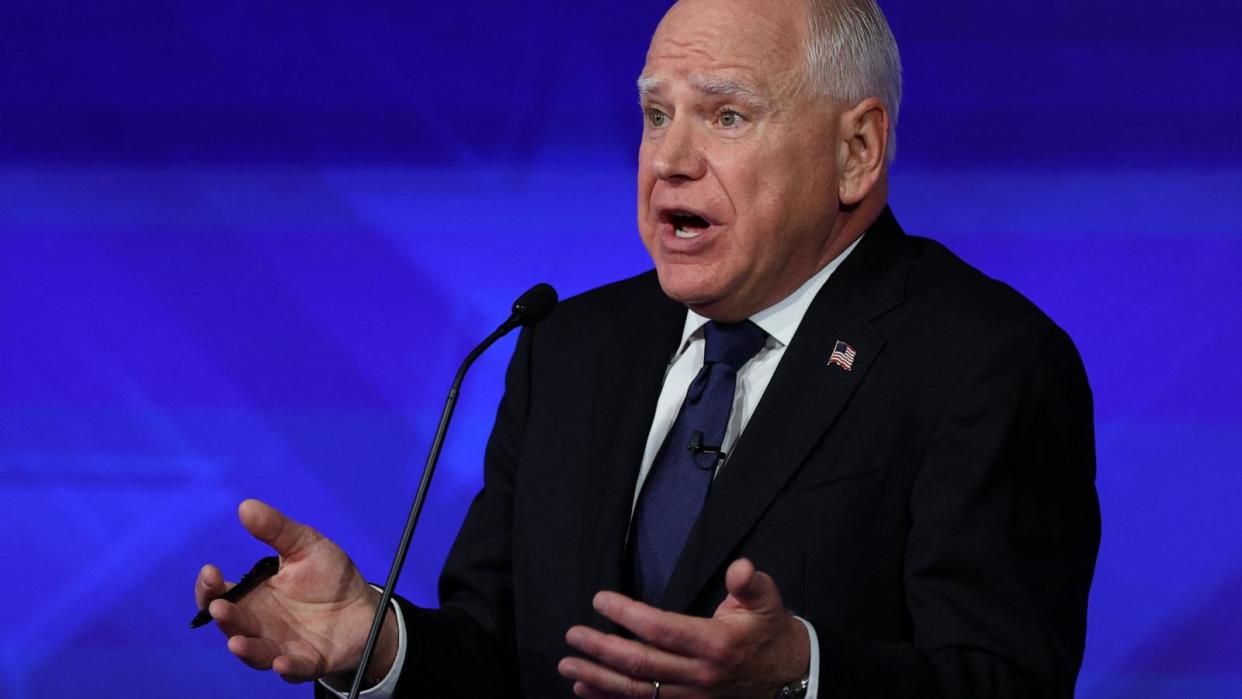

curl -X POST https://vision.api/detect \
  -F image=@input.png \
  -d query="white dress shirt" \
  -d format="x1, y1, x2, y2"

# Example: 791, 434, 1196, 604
327, 235, 862, 698
631, 236, 861, 699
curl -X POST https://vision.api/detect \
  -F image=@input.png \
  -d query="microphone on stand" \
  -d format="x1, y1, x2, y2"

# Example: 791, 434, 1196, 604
347, 283, 558, 699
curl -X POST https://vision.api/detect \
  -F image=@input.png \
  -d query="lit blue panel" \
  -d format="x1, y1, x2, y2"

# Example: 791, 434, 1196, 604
2, 1, 1240, 697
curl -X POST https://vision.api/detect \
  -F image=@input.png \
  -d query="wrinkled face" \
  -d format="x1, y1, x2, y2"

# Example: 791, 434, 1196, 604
637, 0, 843, 321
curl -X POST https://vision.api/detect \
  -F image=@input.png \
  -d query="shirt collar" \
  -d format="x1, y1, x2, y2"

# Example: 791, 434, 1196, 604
676, 235, 865, 352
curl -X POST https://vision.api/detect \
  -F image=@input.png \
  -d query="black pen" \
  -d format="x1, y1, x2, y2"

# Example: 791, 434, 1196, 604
190, 555, 281, 629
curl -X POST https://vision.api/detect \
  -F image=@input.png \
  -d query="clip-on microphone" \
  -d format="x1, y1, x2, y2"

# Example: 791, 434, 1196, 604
687, 430, 727, 469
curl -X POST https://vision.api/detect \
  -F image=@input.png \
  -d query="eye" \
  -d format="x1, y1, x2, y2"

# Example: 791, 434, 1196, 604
646, 108, 670, 128
718, 110, 744, 128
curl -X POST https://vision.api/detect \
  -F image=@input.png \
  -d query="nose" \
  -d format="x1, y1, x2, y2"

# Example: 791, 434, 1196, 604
651, 118, 707, 182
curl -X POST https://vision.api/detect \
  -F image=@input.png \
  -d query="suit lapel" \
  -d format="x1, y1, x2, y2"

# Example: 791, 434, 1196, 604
660, 208, 912, 613
576, 274, 685, 630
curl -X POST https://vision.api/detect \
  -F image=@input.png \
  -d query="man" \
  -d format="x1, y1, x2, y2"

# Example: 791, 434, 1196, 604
195, 0, 1100, 697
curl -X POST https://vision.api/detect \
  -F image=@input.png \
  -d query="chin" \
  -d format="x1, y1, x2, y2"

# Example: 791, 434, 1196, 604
655, 264, 712, 304
654, 264, 743, 318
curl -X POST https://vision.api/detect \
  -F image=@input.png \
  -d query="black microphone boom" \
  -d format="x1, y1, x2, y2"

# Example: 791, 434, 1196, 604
347, 282, 558, 699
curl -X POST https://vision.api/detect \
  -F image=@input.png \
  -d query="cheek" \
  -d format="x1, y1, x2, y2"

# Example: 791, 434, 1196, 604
719, 173, 784, 252
636, 167, 656, 244
636, 143, 657, 192
713, 144, 781, 216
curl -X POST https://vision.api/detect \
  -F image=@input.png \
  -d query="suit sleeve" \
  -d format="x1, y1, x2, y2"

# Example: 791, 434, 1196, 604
383, 327, 535, 698
816, 317, 1101, 698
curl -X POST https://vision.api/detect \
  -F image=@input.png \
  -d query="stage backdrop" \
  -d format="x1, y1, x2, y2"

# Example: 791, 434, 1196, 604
2, 1, 1240, 697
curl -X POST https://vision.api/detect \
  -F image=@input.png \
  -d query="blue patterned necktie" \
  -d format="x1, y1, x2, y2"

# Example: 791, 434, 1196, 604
631, 319, 768, 605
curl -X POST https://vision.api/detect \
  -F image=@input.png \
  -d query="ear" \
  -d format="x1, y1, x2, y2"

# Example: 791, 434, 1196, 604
836, 98, 890, 206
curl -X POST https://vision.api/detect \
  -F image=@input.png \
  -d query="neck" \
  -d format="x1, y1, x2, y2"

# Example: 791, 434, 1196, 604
831, 177, 888, 257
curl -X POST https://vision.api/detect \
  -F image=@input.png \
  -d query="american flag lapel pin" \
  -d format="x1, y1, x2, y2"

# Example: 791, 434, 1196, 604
828, 340, 857, 372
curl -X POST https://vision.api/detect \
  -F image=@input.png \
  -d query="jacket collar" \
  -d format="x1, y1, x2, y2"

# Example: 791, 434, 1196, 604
658, 206, 913, 613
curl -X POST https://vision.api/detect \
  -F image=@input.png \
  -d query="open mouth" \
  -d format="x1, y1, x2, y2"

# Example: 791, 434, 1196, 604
668, 211, 711, 239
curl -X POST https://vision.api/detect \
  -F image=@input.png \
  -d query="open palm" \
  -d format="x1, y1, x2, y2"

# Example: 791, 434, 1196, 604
195, 499, 393, 684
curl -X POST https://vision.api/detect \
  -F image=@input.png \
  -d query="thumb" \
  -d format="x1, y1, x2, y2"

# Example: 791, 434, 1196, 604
238, 498, 318, 559
724, 558, 782, 611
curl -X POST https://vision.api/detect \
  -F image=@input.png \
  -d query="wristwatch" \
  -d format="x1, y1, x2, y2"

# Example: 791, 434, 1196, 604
775, 676, 810, 698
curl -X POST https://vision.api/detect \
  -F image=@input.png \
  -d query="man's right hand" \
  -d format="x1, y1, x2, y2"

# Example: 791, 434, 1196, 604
195, 499, 399, 685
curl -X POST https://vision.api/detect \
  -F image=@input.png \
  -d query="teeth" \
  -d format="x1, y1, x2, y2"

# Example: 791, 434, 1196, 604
675, 227, 701, 239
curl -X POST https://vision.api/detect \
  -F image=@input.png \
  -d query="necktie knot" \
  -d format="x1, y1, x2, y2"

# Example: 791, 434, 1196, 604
703, 320, 767, 372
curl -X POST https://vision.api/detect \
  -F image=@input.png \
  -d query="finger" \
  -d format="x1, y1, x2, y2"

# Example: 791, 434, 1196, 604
227, 634, 280, 671
273, 653, 323, 684
238, 498, 318, 559
572, 681, 632, 699
558, 656, 659, 699
592, 592, 715, 658
565, 625, 709, 688
723, 558, 780, 610
195, 564, 236, 610
209, 597, 263, 639
571, 682, 603, 699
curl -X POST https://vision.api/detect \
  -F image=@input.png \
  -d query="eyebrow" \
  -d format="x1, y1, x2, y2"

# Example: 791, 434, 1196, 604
637, 76, 663, 100
637, 74, 765, 107
688, 75, 763, 104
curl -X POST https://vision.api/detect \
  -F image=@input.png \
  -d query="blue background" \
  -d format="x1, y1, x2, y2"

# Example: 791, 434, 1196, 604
2, 1, 1240, 696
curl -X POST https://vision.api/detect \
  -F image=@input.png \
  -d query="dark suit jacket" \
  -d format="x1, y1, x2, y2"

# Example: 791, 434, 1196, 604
327, 208, 1100, 698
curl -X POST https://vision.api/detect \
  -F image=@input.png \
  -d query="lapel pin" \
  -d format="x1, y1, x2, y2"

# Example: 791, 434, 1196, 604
828, 340, 857, 372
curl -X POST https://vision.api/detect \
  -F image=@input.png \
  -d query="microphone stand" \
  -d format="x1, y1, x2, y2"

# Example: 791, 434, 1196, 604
347, 284, 556, 699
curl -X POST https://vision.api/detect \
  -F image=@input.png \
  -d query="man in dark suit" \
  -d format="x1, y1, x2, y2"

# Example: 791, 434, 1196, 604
195, 0, 1100, 697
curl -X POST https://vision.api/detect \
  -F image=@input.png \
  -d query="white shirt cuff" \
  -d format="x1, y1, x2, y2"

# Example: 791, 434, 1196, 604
322, 603, 813, 698
318, 593, 408, 699
794, 616, 820, 699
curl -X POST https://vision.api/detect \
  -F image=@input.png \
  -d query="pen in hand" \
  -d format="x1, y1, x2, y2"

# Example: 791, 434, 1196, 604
190, 555, 281, 629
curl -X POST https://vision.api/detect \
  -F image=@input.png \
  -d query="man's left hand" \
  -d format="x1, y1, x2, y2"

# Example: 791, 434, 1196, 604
558, 558, 809, 698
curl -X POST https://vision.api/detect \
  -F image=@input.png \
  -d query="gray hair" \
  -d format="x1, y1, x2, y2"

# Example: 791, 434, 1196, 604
804, 0, 903, 162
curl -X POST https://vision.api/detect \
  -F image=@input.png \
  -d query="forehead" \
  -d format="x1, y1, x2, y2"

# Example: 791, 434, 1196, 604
641, 0, 808, 90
